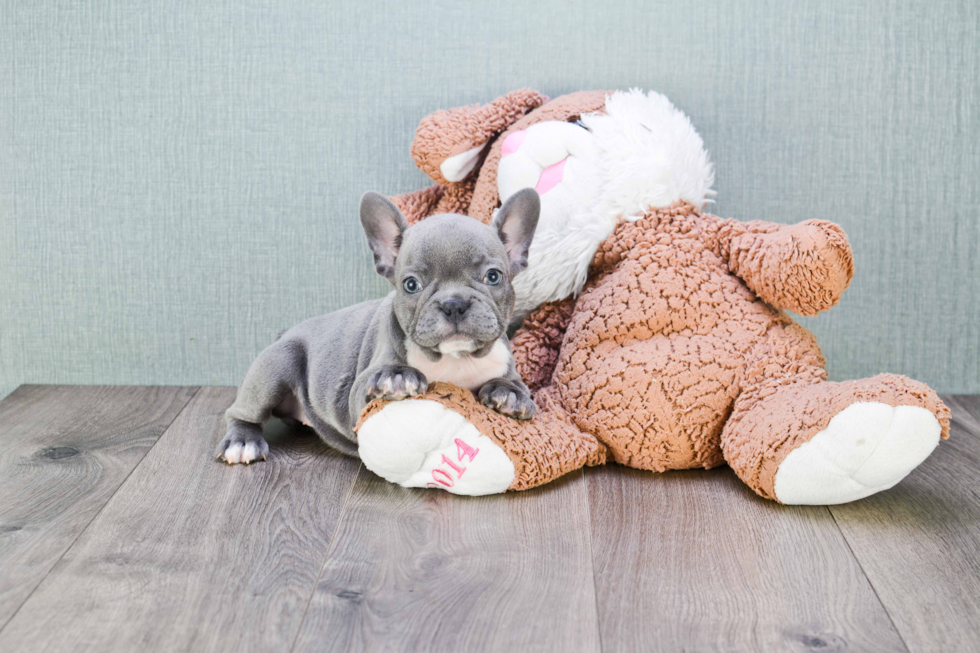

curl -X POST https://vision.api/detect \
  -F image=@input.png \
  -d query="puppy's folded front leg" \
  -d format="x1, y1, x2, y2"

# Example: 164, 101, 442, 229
478, 377, 537, 420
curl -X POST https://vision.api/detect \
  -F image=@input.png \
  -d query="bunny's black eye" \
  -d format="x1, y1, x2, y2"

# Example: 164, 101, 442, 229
403, 277, 422, 293
484, 269, 503, 286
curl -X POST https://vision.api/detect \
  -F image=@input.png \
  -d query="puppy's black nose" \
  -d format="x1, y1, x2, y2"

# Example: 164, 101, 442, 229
439, 297, 471, 324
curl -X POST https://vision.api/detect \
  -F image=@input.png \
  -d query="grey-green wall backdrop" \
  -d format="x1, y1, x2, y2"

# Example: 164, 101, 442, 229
1, 0, 978, 400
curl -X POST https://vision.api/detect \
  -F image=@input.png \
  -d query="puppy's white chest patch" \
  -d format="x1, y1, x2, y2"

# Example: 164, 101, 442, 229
406, 340, 511, 392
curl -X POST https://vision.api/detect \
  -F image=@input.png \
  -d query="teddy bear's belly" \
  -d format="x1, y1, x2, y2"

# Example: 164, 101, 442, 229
554, 250, 779, 471
556, 331, 744, 470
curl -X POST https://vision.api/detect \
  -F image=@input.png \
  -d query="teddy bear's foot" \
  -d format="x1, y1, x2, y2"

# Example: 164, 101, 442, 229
357, 399, 516, 496
357, 382, 607, 494
723, 372, 950, 504
773, 402, 942, 505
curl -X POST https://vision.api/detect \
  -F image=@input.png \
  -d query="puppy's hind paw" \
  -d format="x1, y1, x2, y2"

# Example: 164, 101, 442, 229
215, 434, 269, 465
478, 378, 537, 420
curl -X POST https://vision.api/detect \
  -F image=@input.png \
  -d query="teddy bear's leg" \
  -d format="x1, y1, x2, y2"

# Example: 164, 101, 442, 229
721, 323, 950, 505
356, 382, 606, 496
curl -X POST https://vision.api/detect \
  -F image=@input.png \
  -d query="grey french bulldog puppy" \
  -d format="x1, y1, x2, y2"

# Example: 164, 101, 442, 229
216, 188, 541, 464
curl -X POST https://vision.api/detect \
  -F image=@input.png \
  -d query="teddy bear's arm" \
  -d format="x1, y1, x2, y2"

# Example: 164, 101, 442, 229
511, 298, 577, 392
701, 214, 855, 316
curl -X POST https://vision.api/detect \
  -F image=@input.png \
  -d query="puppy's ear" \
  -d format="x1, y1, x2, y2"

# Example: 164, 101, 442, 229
492, 188, 539, 275
360, 191, 408, 279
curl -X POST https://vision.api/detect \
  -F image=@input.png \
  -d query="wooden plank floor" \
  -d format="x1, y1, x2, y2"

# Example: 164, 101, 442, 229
0, 387, 978, 652
0, 386, 198, 629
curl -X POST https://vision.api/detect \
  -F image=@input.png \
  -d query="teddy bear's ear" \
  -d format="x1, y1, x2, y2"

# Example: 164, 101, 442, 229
411, 89, 547, 186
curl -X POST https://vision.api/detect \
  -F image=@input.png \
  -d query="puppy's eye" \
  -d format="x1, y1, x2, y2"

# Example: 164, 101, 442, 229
483, 269, 503, 286
402, 277, 422, 293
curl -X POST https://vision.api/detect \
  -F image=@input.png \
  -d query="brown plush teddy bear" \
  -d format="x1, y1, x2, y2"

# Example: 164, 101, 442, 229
355, 89, 949, 504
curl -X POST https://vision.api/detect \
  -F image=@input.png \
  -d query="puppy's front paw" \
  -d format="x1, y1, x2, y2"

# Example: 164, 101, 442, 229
215, 432, 269, 465
478, 378, 537, 420
365, 365, 428, 401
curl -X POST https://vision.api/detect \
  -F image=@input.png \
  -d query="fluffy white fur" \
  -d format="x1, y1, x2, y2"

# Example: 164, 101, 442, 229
582, 89, 715, 222
497, 89, 715, 319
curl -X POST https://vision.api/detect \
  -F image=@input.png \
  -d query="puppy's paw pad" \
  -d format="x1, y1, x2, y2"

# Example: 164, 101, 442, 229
216, 436, 269, 465
366, 366, 428, 401
358, 400, 514, 496
478, 379, 537, 420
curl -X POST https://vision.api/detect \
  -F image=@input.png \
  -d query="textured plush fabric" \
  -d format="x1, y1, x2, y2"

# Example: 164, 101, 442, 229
363, 201, 949, 498
469, 91, 610, 225
700, 219, 854, 316
511, 298, 577, 392
404, 90, 609, 222
411, 89, 546, 186
358, 381, 607, 492
1, 0, 978, 400
359, 85, 949, 500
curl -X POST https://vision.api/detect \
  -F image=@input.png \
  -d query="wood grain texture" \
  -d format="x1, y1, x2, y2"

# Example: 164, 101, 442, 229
293, 468, 601, 653
0, 387, 361, 652
2, 387, 979, 652
587, 464, 908, 653
0, 384, 197, 629
828, 395, 980, 653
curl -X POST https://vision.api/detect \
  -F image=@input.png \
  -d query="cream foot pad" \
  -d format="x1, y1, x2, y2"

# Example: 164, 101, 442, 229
358, 400, 515, 496
774, 402, 942, 505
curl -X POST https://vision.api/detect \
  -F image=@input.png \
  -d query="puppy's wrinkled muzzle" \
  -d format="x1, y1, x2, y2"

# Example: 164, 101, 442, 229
413, 293, 503, 352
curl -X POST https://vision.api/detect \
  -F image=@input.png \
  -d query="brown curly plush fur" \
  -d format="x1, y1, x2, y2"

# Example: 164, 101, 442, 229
361, 91, 949, 501
411, 88, 546, 186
